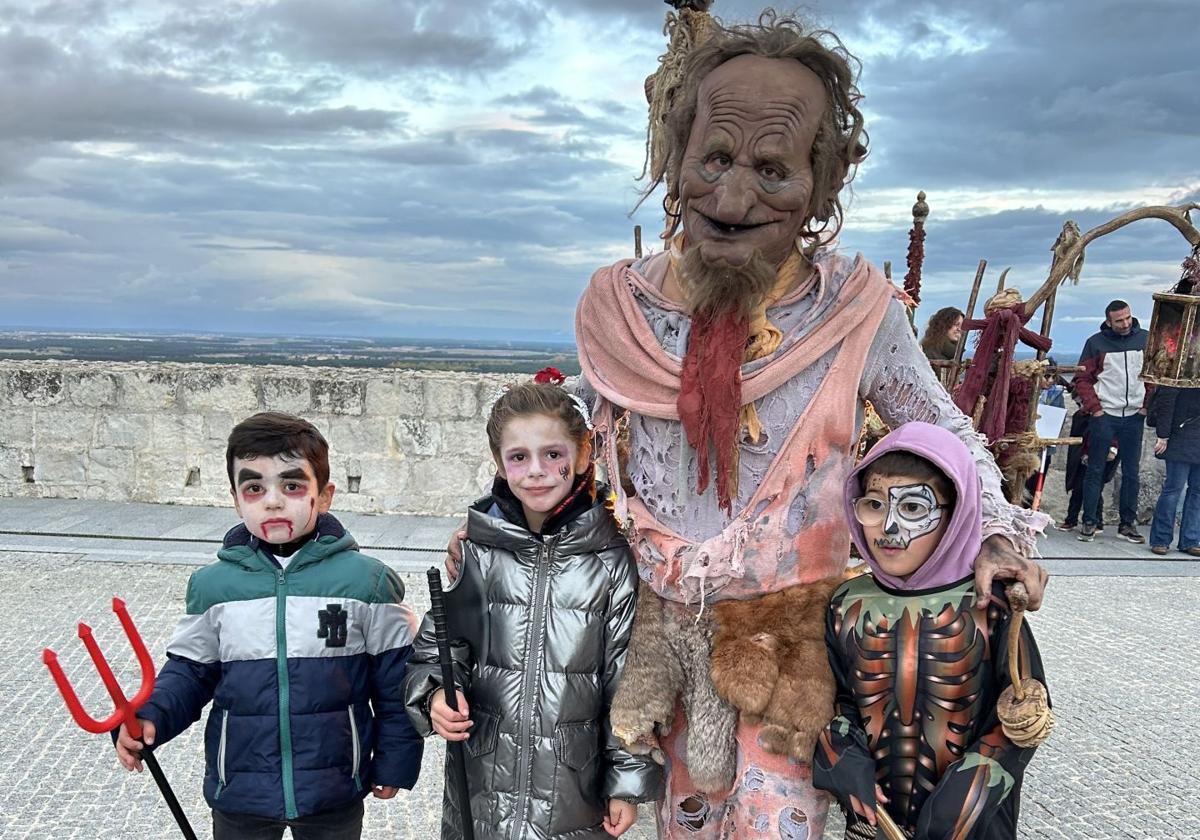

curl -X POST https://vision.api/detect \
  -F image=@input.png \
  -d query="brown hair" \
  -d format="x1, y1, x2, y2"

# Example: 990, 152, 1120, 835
860, 451, 956, 509
920, 306, 964, 355
642, 10, 868, 248
486, 383, 592, 461
226, 412, 330, 490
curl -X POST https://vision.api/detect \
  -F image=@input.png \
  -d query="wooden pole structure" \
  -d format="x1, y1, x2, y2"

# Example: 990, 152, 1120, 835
634, 225, 643, 259
883, 260, 892, 280
949, 259, 988, 387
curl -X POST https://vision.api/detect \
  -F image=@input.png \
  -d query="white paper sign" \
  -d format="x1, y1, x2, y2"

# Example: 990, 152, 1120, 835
1034, 403, 1068, 441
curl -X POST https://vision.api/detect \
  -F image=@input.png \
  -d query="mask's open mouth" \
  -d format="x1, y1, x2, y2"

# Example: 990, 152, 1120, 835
699, 212, 772, 236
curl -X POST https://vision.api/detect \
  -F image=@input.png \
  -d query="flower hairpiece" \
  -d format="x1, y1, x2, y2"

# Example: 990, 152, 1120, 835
534, 366, 567, 385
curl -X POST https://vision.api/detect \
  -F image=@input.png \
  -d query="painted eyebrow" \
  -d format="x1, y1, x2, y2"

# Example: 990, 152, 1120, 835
236, 468, 263, 484
278, 468, 309, 480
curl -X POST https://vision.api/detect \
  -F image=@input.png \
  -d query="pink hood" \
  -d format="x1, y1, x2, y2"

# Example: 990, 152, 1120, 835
843, 422, 982, 590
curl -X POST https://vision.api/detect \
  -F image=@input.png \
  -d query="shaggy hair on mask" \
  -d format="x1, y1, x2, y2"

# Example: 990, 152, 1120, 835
641, 9, 868, 248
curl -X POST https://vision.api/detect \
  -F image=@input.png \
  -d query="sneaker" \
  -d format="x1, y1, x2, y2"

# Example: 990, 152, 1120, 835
1078, 523, 1096, 542
1095, 523, 1105, 533
1117, 524, 1146, 544
1151, 545, 1169, 555
1056, 521, 1076, 532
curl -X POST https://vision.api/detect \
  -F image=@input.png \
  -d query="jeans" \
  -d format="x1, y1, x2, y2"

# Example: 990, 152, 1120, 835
1081, 413, 1144, 527
213, 799, 364, 840
1150, 459, 1200, 549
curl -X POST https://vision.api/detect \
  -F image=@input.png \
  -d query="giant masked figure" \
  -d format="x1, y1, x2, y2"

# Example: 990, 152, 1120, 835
572, 9, 1050, 838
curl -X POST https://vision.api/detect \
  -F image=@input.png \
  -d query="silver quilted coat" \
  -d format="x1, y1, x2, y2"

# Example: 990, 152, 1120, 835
403, 497, 663, 840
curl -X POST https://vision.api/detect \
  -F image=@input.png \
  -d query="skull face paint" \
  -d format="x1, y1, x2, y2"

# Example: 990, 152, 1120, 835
859, 475, 951, 580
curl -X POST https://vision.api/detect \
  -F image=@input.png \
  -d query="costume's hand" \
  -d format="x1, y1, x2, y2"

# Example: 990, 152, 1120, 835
115, 719, 155, 772
1155, 438, 1168, 455
372, 785, 399, 799
445, 523, 467, 582
974, 535, 1048, 611
430, 689, 472, 742
848, 785, 888, 827
603, 799, 637, 836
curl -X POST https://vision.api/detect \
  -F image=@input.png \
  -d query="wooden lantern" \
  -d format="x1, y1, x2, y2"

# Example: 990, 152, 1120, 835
1142, 291, 1200, 386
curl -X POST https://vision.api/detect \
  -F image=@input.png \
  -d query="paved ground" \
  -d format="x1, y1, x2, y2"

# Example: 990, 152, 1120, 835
2, 499, 1198, 838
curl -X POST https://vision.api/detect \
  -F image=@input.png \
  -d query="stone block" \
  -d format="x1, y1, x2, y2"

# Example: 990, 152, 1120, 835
93, 413, 152, 449
437, 419, 490, 457
202, 412, 240, 444
312, 378, 366, 415
151, 414, 206, 454
6, 369, 65, 405
262, 376, 313, 414
0, 447, 27, 481
392, 417, 441, 458
328, 416, 389, 456
180, 369, 259, 413
32, 450, 88, 484
0, 409, 34, 449
124, 368, 179, 409
350, 456, 409, 498
393, 375, 426, 417
133, 450, 190, 498
409, 459, 477, 499
68, 372, 119, 407
423, 379, 478, 419
86, 447, 137, 489
35, 409, 96, 447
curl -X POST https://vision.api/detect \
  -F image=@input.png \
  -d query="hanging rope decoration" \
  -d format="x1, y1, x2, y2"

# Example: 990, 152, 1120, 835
902, 191, 929, 306
995, 583, 1055, 748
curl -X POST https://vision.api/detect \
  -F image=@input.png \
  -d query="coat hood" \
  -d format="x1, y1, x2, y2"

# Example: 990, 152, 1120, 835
843, 422, 982, 590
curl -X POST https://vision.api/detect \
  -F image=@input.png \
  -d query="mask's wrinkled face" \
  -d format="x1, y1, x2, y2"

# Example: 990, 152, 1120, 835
858, 474, 950, 580
231, 454, 333, 544
680, 54, 827, 269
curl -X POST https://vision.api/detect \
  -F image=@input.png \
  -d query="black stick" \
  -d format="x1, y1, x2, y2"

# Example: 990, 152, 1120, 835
427, 568, 475, 840
108, 730, 197, 840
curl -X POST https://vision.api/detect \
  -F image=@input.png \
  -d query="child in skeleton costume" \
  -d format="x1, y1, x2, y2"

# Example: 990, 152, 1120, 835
814, 423, 1048, 839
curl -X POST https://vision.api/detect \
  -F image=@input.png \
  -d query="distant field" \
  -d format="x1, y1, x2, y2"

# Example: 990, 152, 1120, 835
0, 331, 581, 375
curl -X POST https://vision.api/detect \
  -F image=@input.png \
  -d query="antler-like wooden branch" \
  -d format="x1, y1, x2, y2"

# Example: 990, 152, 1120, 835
1024, 203, 1200, 316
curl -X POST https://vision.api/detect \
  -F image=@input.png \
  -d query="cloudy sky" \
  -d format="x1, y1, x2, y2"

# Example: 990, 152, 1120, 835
1, 0, 1196, 351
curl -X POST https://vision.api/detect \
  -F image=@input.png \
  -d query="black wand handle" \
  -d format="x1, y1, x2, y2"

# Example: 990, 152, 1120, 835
427, 568, 475, 840
108, 729, 197, 840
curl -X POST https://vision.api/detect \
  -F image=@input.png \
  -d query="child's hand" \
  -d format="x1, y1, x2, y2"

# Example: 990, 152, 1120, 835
603, 798, 636, 836
430, 688, 472, 742
445, 523, 468, 582
115, 720, 156, 772
849, 784, 888, 826
371, 785, 399, 799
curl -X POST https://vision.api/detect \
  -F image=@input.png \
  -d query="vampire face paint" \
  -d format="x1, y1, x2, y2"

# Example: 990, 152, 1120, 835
858, 475, 951, 580
679, 54, 827, 270
494, 413, 587, 534
231, 454, 333, 545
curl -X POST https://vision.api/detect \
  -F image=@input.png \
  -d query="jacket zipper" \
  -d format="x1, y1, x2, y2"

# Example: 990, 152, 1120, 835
216, 708, 229, 797
348, 706, 362, 791
274, 566, 299, 819
511, 538, 556, 840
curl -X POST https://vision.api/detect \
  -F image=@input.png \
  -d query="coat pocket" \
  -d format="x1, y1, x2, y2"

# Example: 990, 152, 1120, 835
549, 721, 603, 834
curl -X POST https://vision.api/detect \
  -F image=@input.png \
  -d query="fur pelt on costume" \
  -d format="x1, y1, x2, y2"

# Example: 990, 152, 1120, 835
710, 576, 842, 763
609, 581, 737, 793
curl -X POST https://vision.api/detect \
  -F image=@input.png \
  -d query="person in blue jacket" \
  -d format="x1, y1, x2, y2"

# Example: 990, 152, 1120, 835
115, 411, 422, 839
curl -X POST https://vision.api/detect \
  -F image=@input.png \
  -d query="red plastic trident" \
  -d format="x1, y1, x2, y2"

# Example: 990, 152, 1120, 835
43, 597, 197, 839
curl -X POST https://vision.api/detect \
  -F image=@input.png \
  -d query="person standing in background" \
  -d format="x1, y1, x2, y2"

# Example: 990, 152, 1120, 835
1148, 386, 1200, 556
1073, 300, 1150, 543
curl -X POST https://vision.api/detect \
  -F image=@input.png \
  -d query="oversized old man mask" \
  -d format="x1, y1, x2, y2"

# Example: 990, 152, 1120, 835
674, 54, 830, 512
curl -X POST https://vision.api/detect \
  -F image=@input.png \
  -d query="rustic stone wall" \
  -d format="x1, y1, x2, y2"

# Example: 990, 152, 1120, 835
0, 361, 505, 516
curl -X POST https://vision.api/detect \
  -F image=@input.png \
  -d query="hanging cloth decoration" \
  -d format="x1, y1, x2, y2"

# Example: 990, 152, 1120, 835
953, 290, 1053, 443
